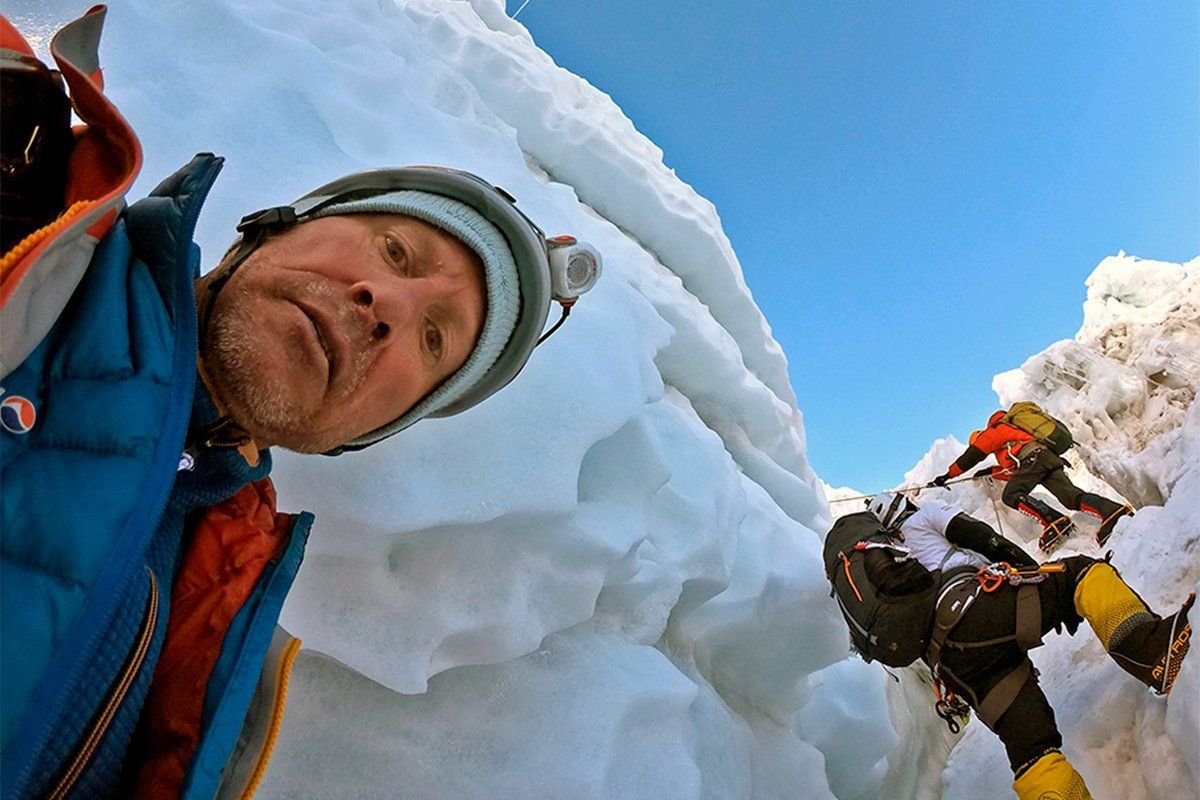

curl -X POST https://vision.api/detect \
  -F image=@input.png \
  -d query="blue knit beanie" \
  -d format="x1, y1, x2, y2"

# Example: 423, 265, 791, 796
310, 190, 521, 445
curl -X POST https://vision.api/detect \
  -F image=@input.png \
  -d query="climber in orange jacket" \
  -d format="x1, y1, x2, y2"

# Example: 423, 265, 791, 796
934, 410, 1132, 550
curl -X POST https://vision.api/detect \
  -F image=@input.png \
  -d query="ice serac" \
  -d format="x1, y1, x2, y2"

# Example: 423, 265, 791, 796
0, 0, 870, 796
877, 254, 1199, 800
399, 0, 828, 532
994, 254, 1199, 508
251, 0, 851, 792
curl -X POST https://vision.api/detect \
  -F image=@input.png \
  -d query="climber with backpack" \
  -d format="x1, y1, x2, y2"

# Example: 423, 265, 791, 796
932, 402, 1133, 551
824, 492, 1193, 800
825, 493, 1036, 669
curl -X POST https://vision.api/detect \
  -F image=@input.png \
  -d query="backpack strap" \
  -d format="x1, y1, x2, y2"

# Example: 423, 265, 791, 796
926, 569, 980, 667
1014, 584, 1043, 650
975, 660, 1034, 729
935, 544, 962, 573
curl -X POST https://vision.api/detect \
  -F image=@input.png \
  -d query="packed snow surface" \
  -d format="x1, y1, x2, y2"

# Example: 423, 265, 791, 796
11, 1, 1198, 797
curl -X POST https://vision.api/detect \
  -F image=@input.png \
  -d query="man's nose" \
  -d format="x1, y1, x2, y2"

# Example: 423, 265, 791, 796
348, 279, 429, 345
349, 282, 392, 343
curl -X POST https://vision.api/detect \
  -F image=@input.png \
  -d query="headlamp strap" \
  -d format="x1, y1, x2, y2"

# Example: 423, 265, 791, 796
199, 206, 299, 357
237, 205, 298, 233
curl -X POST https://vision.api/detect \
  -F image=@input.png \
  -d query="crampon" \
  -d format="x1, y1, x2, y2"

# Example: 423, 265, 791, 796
1038, 519, 1075, 554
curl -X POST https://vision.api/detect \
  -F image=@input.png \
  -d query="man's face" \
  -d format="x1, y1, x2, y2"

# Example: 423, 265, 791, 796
200, 213, 487, 453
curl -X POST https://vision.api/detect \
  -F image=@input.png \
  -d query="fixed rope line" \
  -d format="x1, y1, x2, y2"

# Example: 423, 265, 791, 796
827, 473, 984, 504
989, 489, 1009, 538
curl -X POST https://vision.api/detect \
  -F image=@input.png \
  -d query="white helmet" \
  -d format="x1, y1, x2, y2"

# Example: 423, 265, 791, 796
867, 492, 913, 530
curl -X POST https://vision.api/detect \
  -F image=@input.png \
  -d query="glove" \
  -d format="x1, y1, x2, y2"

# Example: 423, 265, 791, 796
972, 467, 994, 479
931, 474, 950, 487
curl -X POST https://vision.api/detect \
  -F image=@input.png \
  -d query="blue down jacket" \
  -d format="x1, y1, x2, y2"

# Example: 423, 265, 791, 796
0, 154, 310, 799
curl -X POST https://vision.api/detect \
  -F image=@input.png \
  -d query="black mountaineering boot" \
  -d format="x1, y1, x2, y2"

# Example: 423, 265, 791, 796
1015, 495, 1075, 553
1112, 593, 1194, 694
1147, 593, 1193, 694
1094, 504, 1134, 546
1076, 563, 1194, 694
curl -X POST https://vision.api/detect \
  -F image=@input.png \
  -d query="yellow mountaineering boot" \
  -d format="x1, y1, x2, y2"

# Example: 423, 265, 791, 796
1074, 562, 1194, 694
1012, 752, 1092, 800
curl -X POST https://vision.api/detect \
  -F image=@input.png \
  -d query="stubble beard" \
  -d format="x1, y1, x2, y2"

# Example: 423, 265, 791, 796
205, 279, 356, 454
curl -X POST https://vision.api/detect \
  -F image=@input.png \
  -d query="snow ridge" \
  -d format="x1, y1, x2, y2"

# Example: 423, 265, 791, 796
399, 0, 824, 529
995, 254, 1199, 507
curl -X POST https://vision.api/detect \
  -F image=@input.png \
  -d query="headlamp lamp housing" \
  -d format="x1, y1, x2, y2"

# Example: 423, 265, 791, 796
547, 235, 602, 301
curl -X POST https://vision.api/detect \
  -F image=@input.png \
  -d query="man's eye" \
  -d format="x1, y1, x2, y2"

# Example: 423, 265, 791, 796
424, 324, 444, 358
385, 236, 407, 271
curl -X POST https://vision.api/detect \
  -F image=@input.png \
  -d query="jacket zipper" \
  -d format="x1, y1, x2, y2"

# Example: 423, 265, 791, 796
238, 635, 302, 800
46, 569, 160, 800
8, 156, 224, 799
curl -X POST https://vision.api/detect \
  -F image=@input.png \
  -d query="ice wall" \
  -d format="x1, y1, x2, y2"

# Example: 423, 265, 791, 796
880, 254, 1200, 800
4, 0, 882, 797
994, 254, 1200, 508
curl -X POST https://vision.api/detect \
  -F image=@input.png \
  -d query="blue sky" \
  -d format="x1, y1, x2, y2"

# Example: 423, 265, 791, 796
507, 1, 1200, 492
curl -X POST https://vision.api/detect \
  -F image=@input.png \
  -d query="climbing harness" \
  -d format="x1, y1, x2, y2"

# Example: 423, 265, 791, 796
932, 675, 972, 735
923, 561, 1065, 731
978, 562, 1066, 593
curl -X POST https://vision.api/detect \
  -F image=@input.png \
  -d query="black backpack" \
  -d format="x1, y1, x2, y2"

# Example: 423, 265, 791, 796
823, 511, 939, 667
1, 46, 74, 253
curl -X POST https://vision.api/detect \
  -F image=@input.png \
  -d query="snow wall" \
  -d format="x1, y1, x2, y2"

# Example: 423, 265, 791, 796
12, 1, 1198, 797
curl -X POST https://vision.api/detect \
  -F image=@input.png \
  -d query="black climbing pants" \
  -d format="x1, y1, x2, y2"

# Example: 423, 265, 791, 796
935, 556, 1097, 775
1000, 446, 1122, 520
